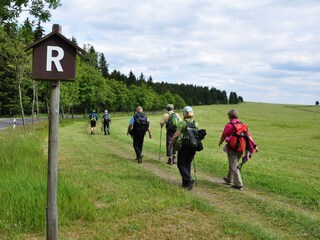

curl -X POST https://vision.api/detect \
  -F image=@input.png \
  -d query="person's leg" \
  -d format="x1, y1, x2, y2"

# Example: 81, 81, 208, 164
92, 121, 97, 134
107, 122, 110, 135
90, 121, 94, 135
133, 135, 141, 160
227, 151, 243, 187
103, 123, 107, 135
168, 131, 177, 163
166, 131, 173, 164
138, 134, 145, 163
134, 133, 144, 163
177, 148, 195, 188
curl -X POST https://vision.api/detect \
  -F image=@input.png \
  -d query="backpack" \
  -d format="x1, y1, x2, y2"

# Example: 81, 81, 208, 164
133, 113, 149, 134
228, 122, 249, 152
89, 113, 97, 121
166, 112, 179, 131
103, 114, 111, 124
182, 120, 203, 151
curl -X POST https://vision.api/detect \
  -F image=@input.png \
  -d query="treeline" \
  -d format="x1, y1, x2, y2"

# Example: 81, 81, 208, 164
0, 1, 243, 117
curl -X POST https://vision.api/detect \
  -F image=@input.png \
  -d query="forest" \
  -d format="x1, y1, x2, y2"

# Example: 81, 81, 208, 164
0, 0, 243, 117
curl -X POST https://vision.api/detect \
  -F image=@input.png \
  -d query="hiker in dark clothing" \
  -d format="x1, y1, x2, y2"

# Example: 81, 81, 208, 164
101, 110, 111, 135
89, 110, 98, 135
169, 106, 199, 190
127, 106, 152, 163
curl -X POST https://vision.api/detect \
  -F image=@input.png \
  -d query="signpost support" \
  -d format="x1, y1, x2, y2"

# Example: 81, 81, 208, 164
25, 24, 84, 240
46, 80, 60, 240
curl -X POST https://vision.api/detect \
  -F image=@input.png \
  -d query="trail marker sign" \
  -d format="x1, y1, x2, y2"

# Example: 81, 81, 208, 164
25, 24, 84, 81
25, 24, 84, 240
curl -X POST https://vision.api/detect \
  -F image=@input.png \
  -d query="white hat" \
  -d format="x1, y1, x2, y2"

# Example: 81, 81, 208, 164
104, 110, 108, 113
182, 106, 193, 113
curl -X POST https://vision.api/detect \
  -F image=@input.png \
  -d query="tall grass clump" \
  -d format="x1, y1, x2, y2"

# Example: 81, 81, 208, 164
0, 121, 95, 236
0, 126, 47, 233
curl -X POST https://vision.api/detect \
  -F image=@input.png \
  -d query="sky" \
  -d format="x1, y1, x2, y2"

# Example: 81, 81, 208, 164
23, 0, 320, 105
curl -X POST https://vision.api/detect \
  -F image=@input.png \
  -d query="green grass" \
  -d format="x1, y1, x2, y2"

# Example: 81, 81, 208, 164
1, 102, 320, 239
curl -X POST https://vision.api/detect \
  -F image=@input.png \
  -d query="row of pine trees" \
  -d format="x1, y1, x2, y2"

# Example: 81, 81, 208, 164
0, 1, 243, 117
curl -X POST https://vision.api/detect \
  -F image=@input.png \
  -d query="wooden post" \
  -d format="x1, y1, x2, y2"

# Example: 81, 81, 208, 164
47, 80, 60, 240
24, 24, 84, 239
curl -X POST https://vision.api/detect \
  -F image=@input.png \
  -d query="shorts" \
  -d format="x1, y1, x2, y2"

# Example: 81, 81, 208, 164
90, 120, 97, 127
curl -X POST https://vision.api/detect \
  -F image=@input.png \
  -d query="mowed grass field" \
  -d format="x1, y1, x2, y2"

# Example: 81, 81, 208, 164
0, 102, 319, 239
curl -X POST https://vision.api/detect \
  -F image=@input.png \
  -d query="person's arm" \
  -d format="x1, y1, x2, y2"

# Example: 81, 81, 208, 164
127, 125, 132, 136
218, 123, 232, 146
169, 119, 185, 148
127, 116, 134, 136
147, 127, 152, 139
248, 135, 259, 153
168, 130, 181, 149
160, 113, 169, 128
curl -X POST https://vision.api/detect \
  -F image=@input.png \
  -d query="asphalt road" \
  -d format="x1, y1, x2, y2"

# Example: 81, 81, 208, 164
0, 117, 48, 131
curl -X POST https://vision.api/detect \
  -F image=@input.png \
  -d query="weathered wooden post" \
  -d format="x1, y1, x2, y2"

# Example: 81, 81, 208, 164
25, 24, 84, 240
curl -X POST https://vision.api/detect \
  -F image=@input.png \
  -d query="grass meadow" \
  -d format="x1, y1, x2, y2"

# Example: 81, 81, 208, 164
0, 102, 319, 239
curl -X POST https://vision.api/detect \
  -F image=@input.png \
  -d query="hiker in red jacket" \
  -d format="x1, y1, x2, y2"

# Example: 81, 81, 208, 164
218, 109, 259, 191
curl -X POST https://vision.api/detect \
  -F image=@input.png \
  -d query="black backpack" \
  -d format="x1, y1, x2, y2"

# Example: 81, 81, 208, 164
103, 114, 111, 124
133, 113, 149, 134
182, 120, 203, 151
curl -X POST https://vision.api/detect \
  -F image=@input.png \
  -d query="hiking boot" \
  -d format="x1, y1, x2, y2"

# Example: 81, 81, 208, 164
187, 180, 195, 190
181, 180, 188, 188
172, 156, 176, 164
231, 185, 243, 191
138, 155, 143, 163
223, 176, 232, 185
166, 158, 173, 165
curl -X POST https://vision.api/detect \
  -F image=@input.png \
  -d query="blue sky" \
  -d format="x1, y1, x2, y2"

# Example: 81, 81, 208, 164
23, 0, 320, 105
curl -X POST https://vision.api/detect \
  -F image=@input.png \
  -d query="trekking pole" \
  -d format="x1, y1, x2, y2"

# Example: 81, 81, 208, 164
193, 159, 197, 186
159, 127, 162, 161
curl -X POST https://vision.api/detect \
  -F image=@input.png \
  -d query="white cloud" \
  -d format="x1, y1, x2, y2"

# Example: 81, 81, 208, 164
21, 0, 320, 105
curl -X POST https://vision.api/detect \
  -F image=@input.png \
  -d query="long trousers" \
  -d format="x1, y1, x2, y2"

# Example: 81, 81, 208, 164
177, 147, 196, 186
226, 150, 243, 187
166, 130, 176, 157
133, 133, 145, 159
103, 123, 110, 135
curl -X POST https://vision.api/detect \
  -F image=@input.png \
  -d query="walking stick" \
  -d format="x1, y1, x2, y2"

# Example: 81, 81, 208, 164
159, 127, 162, 161
193, 158, 197, 186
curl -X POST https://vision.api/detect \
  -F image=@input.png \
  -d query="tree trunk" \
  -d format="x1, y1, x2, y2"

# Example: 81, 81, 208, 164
60, 106, 65, 119
18, 81, 26, 130
17, 62, 26, 130
32, 79, 36, 124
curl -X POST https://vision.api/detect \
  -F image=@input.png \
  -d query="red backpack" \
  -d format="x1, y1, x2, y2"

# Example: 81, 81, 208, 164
228, 122, 249, 152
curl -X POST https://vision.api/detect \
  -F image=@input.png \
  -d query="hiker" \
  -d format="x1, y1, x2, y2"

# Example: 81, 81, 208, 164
218, 109, 259, 191
101, 110, 111, 135
160, 104, 181, 165
89, 110, 98, 135
127, 106, 152, 163
169, 106, 200, 190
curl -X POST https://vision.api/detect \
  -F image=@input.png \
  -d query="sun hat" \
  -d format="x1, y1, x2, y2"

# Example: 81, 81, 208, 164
182, 106, 193, 113
166, 104, 174, 111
